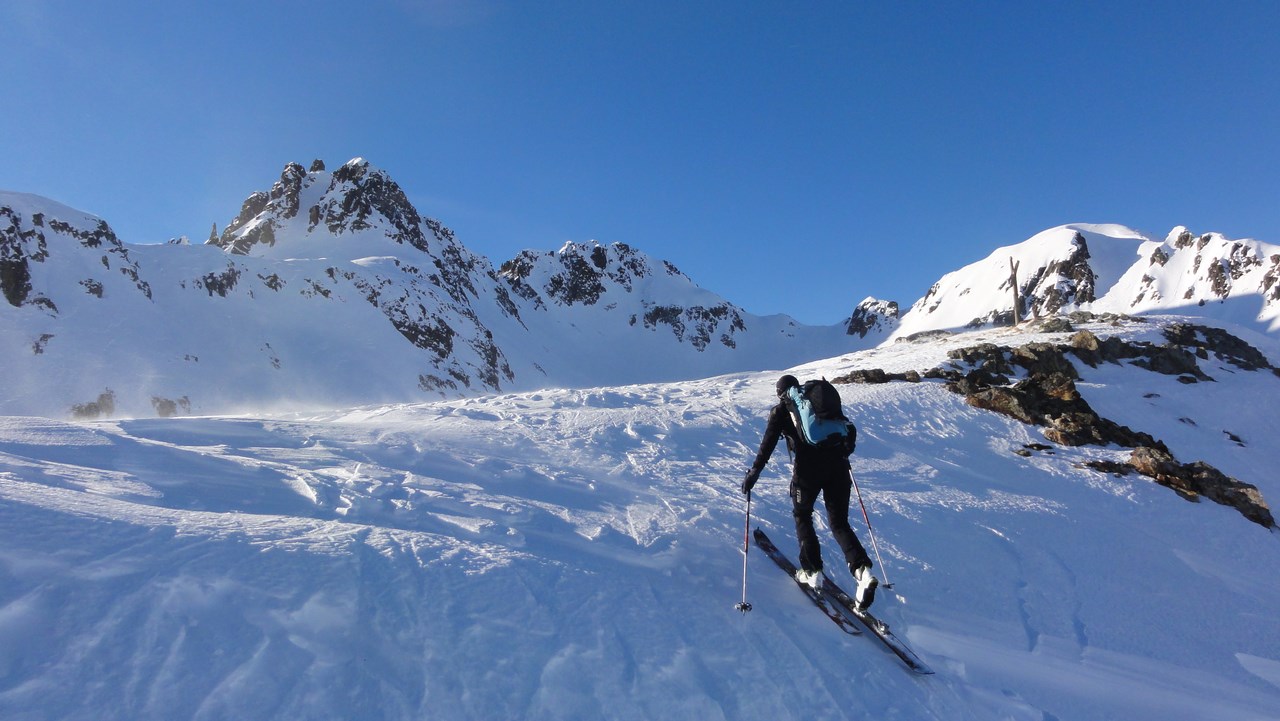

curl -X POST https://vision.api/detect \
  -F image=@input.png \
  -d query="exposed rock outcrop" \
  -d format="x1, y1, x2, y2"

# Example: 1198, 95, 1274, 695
845, 298, 899, 339
1089, 447, 1274, 528
837, 322, 1276, 528
1, 201, 151, 308
500, 241, 749, 351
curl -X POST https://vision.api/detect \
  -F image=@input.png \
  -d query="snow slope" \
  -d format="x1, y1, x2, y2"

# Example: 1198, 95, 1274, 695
2, 316, 1279, 720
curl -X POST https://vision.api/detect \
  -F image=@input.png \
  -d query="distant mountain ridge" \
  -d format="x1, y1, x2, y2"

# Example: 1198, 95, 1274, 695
0, 159, 859, 417
4, 160, 1279, 418
891, 223, 1280, 340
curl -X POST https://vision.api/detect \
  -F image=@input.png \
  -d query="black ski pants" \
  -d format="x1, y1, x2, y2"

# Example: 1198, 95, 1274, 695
791, 469, 871, 575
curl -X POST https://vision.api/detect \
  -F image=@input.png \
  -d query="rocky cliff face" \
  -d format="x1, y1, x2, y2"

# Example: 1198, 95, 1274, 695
205, 158, 522, 394
499, 240, 750, 351
1, 193, 152, 311
1121, 227, 1280, 315
1018, 231, 1099, 316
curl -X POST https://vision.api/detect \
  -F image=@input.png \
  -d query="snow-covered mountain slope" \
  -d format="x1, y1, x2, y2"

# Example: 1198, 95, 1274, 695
7, 162, 1279, 420
0, 162, 861, 418
0, 184, 512, 416
1096, 226, 1280, 327
1, 317, 1278, 721
893, 223, 1280, 339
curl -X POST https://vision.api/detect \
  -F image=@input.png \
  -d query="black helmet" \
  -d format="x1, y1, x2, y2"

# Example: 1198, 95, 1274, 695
775, 374, 800, 397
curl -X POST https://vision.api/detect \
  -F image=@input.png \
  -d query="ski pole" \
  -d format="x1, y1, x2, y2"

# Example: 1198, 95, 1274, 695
851, 471, 893, 589
735, 490, 753, 613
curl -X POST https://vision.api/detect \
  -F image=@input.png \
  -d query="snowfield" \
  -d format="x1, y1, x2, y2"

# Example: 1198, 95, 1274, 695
2, 317, 1279, 721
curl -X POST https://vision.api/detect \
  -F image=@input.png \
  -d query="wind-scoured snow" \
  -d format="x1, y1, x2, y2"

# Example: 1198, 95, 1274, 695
2, 317, 1278, 721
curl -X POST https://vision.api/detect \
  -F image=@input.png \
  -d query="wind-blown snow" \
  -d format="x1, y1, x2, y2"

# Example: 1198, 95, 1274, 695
2, 317, 1278, 720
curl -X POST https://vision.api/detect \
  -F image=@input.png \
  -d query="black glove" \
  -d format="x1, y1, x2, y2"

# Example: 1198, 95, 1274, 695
741, 467, 761, 495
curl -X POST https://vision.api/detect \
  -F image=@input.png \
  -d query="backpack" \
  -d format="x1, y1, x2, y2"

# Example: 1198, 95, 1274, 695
783, 379, 857, 454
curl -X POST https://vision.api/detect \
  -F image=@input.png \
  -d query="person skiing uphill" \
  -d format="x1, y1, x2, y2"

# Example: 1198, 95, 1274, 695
742, 374, 878, 610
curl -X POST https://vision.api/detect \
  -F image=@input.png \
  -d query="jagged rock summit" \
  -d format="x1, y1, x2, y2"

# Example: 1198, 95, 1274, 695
210, 158, 452, 262
200, 157, 525, 395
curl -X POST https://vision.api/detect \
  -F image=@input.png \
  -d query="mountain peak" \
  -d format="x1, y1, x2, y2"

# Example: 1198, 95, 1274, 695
10, 158, 1280, 420
210, 157, 446, 260
846, 297, 899, 338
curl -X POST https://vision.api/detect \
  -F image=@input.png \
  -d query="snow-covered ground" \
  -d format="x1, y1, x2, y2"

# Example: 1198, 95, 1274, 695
2, 317, 1279, 720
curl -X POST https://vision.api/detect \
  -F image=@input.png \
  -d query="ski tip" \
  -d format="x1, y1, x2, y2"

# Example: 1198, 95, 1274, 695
904, 658, 936, 675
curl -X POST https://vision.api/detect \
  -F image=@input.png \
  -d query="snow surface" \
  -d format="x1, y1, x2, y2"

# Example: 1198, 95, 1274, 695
2, 317, 1279, 720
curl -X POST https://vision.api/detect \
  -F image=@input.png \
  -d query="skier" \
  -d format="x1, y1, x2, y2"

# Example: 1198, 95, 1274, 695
741, 374, 878, 610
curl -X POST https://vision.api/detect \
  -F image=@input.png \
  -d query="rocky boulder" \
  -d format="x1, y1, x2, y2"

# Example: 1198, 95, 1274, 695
1090, 447, 1275, 528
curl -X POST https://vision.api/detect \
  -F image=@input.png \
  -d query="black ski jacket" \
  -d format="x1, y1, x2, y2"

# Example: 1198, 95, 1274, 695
750, 402, 850, 480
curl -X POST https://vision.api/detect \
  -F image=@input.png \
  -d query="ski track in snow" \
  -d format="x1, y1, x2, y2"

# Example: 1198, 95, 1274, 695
2, 321, 1280, 720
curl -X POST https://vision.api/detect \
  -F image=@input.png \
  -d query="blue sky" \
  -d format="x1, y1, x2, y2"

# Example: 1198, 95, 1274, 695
3, 1, 1278, 324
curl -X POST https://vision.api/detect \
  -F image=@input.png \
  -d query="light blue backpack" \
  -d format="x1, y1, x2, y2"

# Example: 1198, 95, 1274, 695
784, 379, 857, 453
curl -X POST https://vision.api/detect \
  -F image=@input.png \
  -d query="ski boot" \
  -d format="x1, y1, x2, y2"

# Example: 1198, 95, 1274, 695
852, 564, 878, 611
794, 567, 823, 593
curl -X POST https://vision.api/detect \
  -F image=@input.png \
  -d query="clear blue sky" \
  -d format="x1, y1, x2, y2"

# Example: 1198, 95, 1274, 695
3, 1, 1278, 324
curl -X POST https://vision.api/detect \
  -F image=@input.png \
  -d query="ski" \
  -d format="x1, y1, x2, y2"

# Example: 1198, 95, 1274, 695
752, 528, 860, 635
821, 576, 935, 675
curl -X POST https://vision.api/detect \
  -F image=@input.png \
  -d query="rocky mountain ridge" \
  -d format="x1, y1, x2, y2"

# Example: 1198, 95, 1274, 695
892, 223, 1280, 340
0, 160, 861, 417
500, 241, 751, 352
5, 161, 1280, 419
